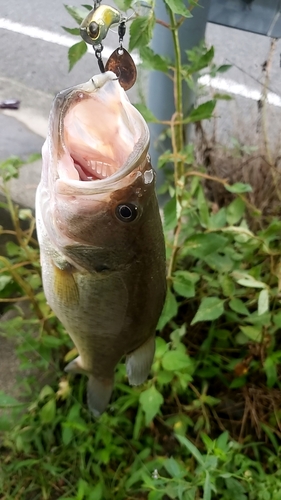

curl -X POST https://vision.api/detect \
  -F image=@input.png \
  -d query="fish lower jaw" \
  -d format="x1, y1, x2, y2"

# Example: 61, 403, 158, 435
73, 158, 118, 181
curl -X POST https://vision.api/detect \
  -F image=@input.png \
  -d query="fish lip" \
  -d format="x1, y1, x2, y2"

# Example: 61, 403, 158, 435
50, 72, 150, 195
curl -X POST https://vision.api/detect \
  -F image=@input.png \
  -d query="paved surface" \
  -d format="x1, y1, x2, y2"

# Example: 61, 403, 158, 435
1, 1, 281, 401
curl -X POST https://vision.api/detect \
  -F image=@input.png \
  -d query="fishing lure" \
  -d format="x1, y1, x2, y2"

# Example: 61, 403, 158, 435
80, 3, 137, 90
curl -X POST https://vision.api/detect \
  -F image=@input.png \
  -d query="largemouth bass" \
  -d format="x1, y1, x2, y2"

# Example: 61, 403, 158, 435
35, 71, 166, 416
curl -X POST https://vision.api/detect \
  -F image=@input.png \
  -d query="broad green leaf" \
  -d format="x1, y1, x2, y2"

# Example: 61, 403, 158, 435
62, 425, 73, 446
217, 64, 232, 73
225, 477, 246, 496
140, 46, 170, 72
88, 482, 103, 500
219, 274, 235, 297
68, 41, 87, 71
64, 5, 85, 24
226, 197, 245, 225
181, 233, 227, 259
0, 391, 20, 407
81, 4, 93, 11
176, 434, 205, 466
114, 0, 133, 10
129, 15, 155, 51
164, 0, 192, 17
258, 289, 269, 315
148, 492, 163, 500
162, 350, 193, 372
187, 100, 216, 122
240, 325, 262, 342
191, 297, 225, 325
0, 275, 12, 291
157, 288, 178, 331
164, 457, 182, 478
40, 399, 56, 424
134, 103, 158, 122
139, 385, 164, 425
62, 26, 80, 35
39, 385, 55, 400
229, 298, 249, 316
173, 271, 198, 298
186, 46, 214, 74
225, 182, 252, 193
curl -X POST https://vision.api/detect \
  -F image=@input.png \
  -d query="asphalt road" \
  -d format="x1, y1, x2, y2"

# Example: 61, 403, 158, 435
1, 0, 281, 168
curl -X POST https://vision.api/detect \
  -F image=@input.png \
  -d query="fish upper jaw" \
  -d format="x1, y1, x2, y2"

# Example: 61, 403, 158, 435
45, 71, 150, 196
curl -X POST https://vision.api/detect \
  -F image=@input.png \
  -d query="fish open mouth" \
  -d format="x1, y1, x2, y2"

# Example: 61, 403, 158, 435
61, 78, 145, 183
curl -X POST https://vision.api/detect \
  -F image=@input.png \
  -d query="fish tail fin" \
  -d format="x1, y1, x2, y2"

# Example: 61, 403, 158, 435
87, 375, 114, 417
126, 336, 155, 386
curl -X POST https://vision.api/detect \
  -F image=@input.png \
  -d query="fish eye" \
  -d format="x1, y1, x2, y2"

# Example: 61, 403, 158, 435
115, 203, 138, 222
88, 21, 99, 39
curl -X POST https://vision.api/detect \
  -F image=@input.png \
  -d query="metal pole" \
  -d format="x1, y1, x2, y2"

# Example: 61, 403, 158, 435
147, 0, 211, 192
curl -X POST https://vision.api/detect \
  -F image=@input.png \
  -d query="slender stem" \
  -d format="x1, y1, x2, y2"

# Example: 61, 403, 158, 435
169, 9, 184, 178
166, 8, 186, 279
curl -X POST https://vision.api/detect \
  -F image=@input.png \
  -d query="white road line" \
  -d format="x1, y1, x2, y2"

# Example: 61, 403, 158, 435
0, 17, 140, 62
199, 75, 281, 108
1, 17, 281, 107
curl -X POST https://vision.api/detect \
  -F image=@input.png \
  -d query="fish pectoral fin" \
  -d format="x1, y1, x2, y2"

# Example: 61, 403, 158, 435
53, 262, 79, 307
126, 336, 155, 386
87, 375, 114, 417
64, 356, 86, 374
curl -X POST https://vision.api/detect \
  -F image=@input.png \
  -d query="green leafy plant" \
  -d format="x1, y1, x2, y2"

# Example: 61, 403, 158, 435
1, 2, 281, 499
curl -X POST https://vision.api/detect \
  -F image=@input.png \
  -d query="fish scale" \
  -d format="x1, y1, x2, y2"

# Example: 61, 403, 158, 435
36, 71, 166, 416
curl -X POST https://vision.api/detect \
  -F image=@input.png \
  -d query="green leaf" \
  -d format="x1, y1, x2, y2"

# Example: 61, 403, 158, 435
225, 182, 252, 193
64, 5, 85, 24
157, 288, 178, 330
40, 399, 56, 424
217, 64, 232, 73
139, 46, 170, 72
176, 434, 205, 466
213, 93, 232, 100
203, 471, 211, 500
62, 26, 81, 35
129, 15, 155, 51
164, 196, 177, 231
62, 425, 73, 445
187, 46, 214, 74
232, 272, 266, 289
229, 298, 249, 316
173, 271, 199, 298
264, 356, 277, 388
88, 482, 103, 500
134, 103, 158, 122
181, 233, 227, 259
139, 385, 164, 425
164, 457, 183, 478
191, 297, 225, 325
114, 0, 133, 10
164, 0, 192, 17
187, 100, 216, 122
68, 40, 87, 71
162, 350, 193, 372
258, 289, 269, 315
225, 477, 246, 497
240, 325, 262, 342
0, 275, 12, 291
0, 391, 20, 408
226, 197, 245, 225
